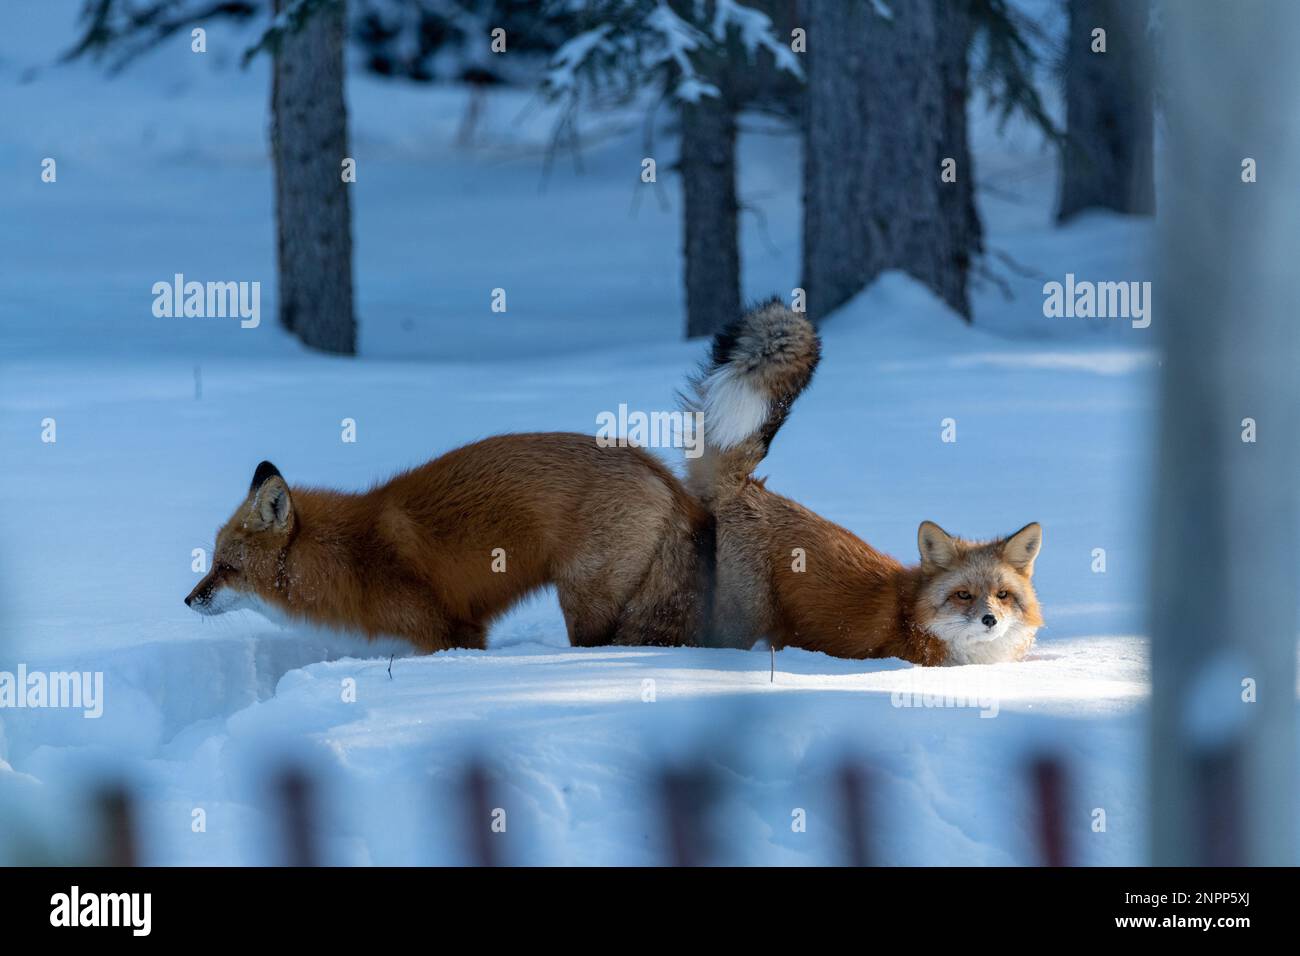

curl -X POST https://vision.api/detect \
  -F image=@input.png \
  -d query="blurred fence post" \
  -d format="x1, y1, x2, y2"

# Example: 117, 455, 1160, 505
1030, 756, 1068, 867
463, 762, 502, 867
99, 786, 138, 867
275, 767, 319, 867
836, 763, 872, 867
1152, 1, 1300, 865
660, 767, 713, 867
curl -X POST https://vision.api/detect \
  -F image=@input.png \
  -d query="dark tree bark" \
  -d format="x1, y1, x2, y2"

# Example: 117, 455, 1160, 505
938, 0, 982, 277
680, 92, 741, 339
271, 0, 356, 354
675, 0, 802, 340
1056, 0, 1155, 222
802, 0, 976, 323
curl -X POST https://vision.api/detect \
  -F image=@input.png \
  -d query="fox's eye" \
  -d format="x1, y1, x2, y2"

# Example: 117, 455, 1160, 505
955, 590, 972, 600
996, 590, 1009, 600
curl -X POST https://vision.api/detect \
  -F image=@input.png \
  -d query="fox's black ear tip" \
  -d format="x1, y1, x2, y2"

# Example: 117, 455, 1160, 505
250, 460, 282, 491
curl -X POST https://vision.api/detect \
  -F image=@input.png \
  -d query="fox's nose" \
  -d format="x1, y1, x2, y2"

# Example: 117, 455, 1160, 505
184, 594, 194, 607
981, 613, 997, 628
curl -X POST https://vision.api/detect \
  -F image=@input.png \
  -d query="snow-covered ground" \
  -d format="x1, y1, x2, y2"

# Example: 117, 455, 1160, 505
0, 2, 1191, 865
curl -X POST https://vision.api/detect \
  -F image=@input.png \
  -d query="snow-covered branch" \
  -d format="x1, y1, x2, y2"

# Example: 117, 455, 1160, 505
542, 0, 800, 107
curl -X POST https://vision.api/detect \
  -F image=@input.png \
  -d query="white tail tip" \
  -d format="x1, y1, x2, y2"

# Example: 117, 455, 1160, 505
701, 366, 769, 449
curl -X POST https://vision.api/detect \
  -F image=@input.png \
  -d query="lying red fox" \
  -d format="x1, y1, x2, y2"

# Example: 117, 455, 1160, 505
184, 434, 712, 652
684, 300, 1044, 665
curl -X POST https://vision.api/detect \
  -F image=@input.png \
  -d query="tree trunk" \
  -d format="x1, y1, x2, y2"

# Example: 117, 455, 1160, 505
1057, 0, 1155, 222
937, 0, 981, 274
802, 0, 974, 323
680, 92, 741, 339
271, 0, 356, 354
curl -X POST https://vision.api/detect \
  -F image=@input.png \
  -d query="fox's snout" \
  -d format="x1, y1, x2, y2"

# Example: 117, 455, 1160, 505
184, 581, 209, 611
184, 573, 227, 614
184, 579, 242, 616
981, 613, 997, 628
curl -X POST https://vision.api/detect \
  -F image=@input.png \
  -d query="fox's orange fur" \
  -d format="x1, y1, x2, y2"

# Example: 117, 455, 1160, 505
185, 433, 712, 652
686, 299, 1044, 665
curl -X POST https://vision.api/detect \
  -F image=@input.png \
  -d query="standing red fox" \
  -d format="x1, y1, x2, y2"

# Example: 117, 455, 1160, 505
685, 299, 1044, 665
185, 434, 712, 652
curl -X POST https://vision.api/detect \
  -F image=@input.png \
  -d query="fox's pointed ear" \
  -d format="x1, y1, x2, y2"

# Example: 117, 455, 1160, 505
249, 460, 282, 493
918, 521, 958, 572
246, 462, 293, 532
1001, 522, 1042, 576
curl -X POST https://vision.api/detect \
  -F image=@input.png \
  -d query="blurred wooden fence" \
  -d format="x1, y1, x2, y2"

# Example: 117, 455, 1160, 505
93, 752, 1072, 867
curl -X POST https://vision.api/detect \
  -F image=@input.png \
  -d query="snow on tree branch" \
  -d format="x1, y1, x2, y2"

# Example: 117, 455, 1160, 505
64, 0, 260, 70
543, 0, 800, 107
706, 0, 801, 80
646, 2, 715, 102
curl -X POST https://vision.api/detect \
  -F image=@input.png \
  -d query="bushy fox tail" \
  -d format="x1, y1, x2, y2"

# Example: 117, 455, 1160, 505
683, 297, 821, 505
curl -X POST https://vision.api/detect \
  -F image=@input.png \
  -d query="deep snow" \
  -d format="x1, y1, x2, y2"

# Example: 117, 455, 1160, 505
0, 1, 1196, 866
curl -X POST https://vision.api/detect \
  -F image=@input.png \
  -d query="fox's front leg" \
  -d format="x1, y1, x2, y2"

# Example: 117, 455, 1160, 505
444, 620, 487, 651
396, 606, 486, 653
